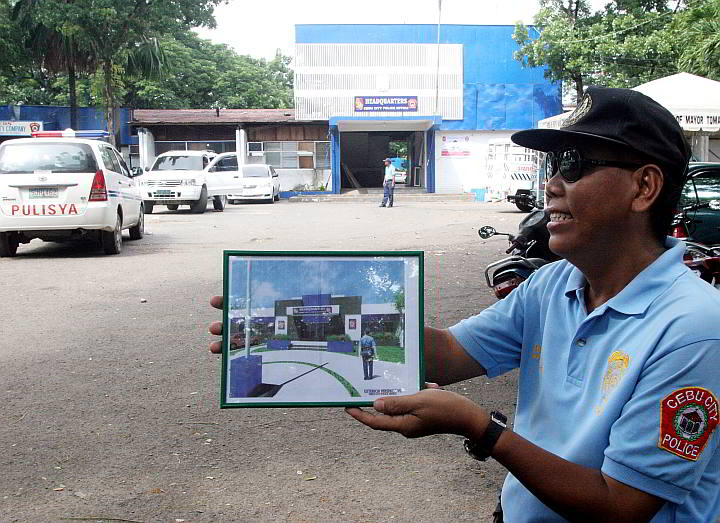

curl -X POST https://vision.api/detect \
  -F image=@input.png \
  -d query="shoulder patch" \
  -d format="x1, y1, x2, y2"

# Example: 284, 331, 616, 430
658, 387, 718, 461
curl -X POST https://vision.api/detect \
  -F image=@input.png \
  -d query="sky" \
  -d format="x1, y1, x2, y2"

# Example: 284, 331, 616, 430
229, 257, 410, 308
194, 0, 579, 61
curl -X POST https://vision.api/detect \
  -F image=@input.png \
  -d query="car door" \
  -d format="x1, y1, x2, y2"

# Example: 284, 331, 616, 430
680, 166, 720, 245
208, 154, 242, 196
270, 166, 280, 197
112, 148, 141, 223
101, 146, 136, 225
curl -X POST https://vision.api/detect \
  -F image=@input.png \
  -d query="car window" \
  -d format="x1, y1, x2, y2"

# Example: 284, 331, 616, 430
681, 170, 720, 209
242, 165, 271, 177
214, 155, 238, 172
0, 142, 98, 174
112, 149, 131, 177
101, 147, 121, 173
152, 155, 205, 171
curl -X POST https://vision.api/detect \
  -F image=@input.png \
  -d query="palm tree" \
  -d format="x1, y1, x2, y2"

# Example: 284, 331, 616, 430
11, 0, 98, 129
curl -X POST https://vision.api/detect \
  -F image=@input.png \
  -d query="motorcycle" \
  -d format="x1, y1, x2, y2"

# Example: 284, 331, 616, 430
479, 205, 720, 299
478, 209, 559, 299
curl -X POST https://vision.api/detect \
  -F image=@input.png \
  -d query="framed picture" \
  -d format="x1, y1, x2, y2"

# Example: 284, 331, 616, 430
221, 251, 424, 407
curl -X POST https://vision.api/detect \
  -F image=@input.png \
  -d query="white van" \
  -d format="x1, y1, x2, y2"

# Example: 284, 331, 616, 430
140, 150, 243, 214
0, 134, 144, 257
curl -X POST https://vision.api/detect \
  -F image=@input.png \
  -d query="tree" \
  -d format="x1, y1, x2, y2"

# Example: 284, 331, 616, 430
11, 0, 99, 129
674, 0, 720, 80
513, 0, 683, 100
14, 0, 221, 143
393, 289, 405, 348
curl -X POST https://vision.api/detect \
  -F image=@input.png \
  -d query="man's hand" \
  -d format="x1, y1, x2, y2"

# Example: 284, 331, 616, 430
345, 388, 488, 439
208, 295, 223, 354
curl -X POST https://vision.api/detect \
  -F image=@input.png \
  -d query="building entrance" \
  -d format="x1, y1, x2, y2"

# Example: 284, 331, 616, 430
339, 130, 425, 189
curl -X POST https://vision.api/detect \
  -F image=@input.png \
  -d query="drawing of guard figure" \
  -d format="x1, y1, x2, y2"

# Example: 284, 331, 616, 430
359, 330, 376, 380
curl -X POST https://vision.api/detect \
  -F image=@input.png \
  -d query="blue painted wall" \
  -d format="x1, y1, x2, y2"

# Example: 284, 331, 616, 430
295, 24, 562, 131
0, 105, 136, 145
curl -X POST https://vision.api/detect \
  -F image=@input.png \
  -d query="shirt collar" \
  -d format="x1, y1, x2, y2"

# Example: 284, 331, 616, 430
564, 237, 688, 315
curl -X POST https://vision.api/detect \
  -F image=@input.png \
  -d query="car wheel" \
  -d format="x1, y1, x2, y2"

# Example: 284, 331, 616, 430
145, 202, 154, 214
190, 186, 208, 214
129, 206, 144, 240
0, 232, 19, 257
101, 213, 123, 255
516, 201, 535, 213
166, 204, 179, 211
213, 195, 227, 211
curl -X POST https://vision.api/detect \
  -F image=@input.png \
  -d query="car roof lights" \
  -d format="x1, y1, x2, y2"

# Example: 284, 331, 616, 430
32, 128, 110, 139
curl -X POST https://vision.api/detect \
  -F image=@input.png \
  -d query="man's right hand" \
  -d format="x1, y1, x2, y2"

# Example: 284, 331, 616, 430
208, 295, 223, 354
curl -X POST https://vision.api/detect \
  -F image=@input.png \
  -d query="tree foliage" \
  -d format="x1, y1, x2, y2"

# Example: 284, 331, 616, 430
0, 0, 294, 140
673, 0, 720, 80
513, 0, 687, 101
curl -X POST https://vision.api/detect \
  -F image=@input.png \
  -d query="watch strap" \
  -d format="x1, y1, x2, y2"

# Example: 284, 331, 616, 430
464, 411, 508, 461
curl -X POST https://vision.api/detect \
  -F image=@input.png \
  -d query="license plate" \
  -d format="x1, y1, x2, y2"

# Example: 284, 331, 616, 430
155, 190, 173, 196
29, 187, 58, 199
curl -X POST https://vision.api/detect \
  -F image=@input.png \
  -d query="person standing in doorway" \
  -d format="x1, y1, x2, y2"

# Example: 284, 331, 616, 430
380, 158, 396, 208
359, 330, 377, 380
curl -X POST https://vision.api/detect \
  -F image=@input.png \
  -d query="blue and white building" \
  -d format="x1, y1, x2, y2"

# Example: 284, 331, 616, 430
293, 24, 562, 195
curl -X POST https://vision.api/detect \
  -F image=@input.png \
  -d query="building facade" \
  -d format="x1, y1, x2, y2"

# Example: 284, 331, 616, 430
294, 24, 562, 195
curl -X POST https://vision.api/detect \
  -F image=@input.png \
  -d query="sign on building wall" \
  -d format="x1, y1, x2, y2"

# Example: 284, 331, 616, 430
440, 135, 472, 157
354, 96, 418, 112
0, 121, 43, 136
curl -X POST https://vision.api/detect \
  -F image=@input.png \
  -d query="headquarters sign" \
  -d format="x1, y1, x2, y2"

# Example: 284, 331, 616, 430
354, 96, 418, 112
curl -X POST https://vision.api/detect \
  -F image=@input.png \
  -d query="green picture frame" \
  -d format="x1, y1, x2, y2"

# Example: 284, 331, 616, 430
221, 250, 424, 408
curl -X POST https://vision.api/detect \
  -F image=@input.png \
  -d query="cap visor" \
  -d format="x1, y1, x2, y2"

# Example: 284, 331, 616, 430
511, 129, 628, 152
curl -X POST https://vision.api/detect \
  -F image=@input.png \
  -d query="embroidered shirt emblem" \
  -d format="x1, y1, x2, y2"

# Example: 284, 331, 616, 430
659, 387, 718, 461
562, 92, 592, 128
595, 351, 630, 415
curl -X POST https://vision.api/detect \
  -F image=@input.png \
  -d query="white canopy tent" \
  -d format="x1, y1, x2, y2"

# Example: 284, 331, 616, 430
633, 73, 720, 161
536, 73, 720, 161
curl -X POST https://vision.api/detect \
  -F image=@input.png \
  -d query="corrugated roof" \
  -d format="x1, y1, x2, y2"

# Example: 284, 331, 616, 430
131, 108, 298, 125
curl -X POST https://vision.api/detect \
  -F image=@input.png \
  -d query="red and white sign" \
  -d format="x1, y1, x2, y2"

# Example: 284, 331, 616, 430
10, 204, 79, 216
0, 120, 43, 136
658, 386, 718, 461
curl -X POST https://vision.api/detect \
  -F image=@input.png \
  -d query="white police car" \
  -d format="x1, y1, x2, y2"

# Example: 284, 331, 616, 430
0, 129, 144, 257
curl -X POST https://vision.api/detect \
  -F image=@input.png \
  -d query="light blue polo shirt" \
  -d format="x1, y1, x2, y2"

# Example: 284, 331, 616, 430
449, 238, 720, 522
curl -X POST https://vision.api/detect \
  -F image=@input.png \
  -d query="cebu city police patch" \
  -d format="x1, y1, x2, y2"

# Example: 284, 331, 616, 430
659, 387, 718, 461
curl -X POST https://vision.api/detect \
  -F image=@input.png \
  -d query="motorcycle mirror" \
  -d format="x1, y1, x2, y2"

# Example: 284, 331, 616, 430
478, 226, 496, 239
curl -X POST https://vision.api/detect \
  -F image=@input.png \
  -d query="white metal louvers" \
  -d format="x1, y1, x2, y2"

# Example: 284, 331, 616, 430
294, 43, 464, 121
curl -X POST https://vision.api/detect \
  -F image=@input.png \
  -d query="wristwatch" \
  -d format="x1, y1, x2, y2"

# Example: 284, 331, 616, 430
463, 411, 508, 462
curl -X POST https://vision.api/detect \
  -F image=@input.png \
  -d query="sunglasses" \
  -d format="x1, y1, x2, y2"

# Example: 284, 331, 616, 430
545, 148, 642, 183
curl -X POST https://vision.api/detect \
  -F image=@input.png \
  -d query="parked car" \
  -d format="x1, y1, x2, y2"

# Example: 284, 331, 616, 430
676, 162, 720, 245
140, 149, 241, 214
227, 163, 280, 204
230, 331, 264, 350
0, 132, 144, 257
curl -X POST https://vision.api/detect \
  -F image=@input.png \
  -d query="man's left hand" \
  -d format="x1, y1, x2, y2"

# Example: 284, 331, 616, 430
345, 389, 488, 439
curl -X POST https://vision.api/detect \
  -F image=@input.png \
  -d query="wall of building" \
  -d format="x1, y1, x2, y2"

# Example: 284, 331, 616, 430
434, 129, 517, 193
0, 105, 134, 145
295, 24, 563, 131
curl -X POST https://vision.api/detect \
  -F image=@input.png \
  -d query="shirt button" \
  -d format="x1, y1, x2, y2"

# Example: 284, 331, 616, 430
576, 338, 587, 347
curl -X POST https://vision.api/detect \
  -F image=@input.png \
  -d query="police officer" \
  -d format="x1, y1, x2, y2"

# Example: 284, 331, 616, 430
344, 87, 720, 521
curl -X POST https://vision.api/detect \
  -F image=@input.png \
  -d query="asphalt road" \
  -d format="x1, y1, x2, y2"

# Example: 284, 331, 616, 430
1, 198, 528, 523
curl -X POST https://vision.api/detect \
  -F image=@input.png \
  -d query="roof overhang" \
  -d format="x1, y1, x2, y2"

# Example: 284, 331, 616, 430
329, 115, 441, 132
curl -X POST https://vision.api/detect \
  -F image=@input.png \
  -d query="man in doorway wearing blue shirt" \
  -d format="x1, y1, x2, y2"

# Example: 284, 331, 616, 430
379, 158, 396, 208
345, 87, 720, 522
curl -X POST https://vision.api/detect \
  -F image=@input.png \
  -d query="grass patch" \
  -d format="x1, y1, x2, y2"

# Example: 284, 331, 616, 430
375, 345, 405, 364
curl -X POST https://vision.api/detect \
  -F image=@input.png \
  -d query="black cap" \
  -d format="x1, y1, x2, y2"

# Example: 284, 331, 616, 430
511, 87, 691, 177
